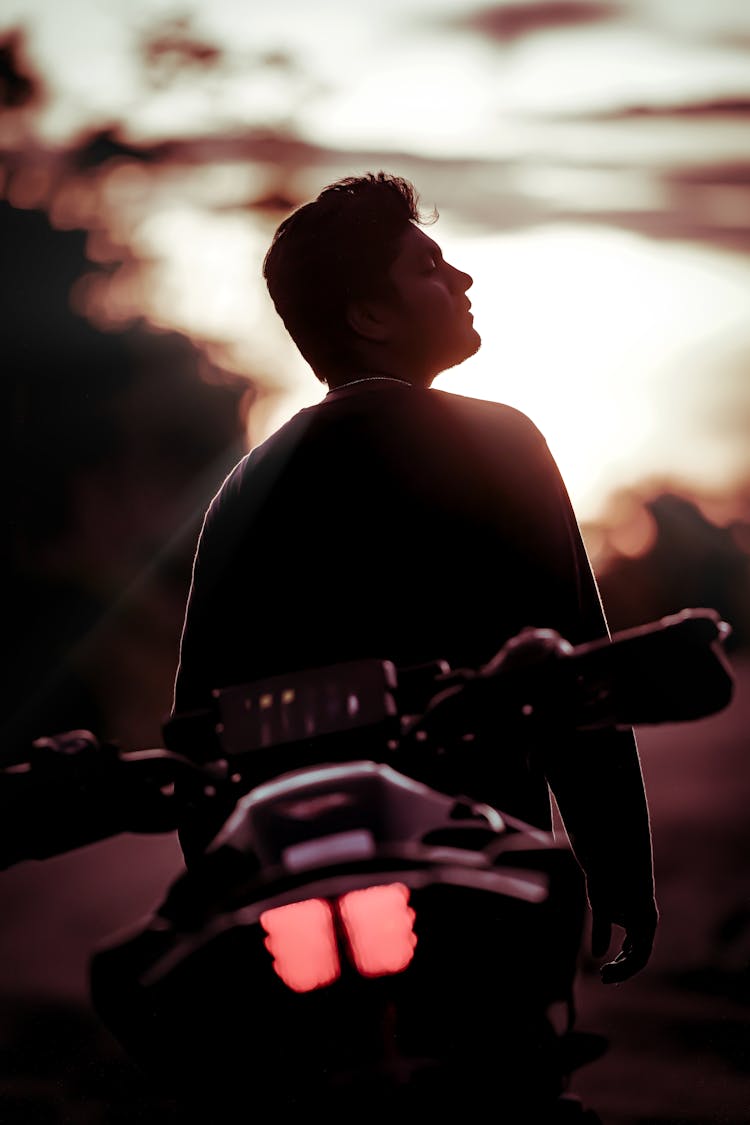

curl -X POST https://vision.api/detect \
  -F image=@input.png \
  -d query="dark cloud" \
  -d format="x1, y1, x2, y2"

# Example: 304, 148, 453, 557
61, 122, 750, 253
138, 16, 224, 90
559, 161, 750, 252
71, 126, 171, 171
541, 96, 750, 121
620, 97, 750, 119
541, 204, 750, 254
666, 160, 750, 186
439, 1, 619, 43
63, 122, 325, 173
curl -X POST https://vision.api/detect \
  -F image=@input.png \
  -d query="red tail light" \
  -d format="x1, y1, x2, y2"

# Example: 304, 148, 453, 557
260, 898, 339, 993
260, 884, 417, 993
338, 883, 417, 977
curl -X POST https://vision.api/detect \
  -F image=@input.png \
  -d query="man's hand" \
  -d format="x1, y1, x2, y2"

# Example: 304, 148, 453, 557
591, 901, 658, 984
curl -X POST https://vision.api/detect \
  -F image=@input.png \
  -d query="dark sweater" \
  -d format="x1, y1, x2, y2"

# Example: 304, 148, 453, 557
173, 382, 654, 914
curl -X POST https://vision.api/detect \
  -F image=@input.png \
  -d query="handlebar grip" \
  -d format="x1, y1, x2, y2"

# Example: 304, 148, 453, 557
571, 609, 734, 727
0, 742, 231, 868
405, 608, 734, 742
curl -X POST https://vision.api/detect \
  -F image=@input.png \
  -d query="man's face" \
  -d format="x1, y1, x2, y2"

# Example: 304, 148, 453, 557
382, 223, 481, 382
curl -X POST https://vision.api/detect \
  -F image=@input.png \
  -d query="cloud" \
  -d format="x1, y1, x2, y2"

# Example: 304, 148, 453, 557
543, 96, 750, 121
438, 1, 619, 43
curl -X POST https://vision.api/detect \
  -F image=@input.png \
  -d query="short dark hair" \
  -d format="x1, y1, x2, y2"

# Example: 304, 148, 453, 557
263, 172, 433, 383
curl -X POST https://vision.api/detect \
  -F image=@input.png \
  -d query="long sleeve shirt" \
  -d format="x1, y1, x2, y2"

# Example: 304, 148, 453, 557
173, 381, 654, 914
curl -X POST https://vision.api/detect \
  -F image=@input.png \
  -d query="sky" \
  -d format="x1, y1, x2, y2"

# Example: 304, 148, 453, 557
2, 0, 750, 520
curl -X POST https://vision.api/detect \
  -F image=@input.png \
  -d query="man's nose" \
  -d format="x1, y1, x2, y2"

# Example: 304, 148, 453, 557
448, 262, 473, 291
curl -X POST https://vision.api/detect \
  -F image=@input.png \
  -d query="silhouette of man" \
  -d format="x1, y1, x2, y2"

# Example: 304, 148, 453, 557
173, 173, 657, 983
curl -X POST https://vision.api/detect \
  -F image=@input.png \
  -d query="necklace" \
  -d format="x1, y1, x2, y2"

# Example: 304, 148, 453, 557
327, 375, 413, 393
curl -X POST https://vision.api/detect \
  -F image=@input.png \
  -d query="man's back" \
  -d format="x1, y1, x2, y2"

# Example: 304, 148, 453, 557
174, 382, 611, 837
174, 382, 605, 698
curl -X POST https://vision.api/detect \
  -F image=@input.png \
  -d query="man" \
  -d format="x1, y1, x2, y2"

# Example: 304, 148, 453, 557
173, 172, 657, 984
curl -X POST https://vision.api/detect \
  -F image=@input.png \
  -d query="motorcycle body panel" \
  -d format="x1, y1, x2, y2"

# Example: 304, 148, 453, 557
91, 761, 586, 1118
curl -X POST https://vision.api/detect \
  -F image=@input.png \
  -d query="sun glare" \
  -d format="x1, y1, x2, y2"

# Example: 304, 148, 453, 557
96, 183, 750, 526
434, 221, 750, 519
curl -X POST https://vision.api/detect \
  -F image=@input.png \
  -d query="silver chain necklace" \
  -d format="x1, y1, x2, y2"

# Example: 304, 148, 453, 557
327, 375, 413, 393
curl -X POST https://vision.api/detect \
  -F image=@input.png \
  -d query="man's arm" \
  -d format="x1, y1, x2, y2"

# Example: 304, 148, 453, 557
172, 452, 261, 716
529, 425, 658, 983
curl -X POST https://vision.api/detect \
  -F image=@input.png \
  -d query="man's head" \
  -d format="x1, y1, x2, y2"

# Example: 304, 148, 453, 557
263, 172, 480, 387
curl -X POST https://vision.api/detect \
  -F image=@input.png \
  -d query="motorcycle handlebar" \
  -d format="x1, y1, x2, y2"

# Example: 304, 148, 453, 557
0, 738, 229, 870
0, 608, 734, 869
409, 608, 734, 742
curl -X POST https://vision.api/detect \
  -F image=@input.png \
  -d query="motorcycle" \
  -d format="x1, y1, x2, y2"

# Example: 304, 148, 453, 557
0, 609, 734, 1123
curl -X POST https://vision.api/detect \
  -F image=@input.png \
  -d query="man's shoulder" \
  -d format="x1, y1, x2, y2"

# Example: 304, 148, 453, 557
206, 388, 550, 517
429, 388, 544, 440
315, 383, 545, 443
208, 409, 314, 505
326, 386, 556, 488
397, 389, 550, 466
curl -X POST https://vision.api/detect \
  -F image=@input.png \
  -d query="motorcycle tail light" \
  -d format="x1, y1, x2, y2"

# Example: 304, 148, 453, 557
338, 883, 417, 977
260, 898, 339, 993
259, 884, 417, 993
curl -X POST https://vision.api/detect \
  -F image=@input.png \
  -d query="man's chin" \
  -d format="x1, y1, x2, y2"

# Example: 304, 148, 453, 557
466, 326, 482, 356
426, 327, 482, 380
434, 336, 482, 380
455, 327, 482, 365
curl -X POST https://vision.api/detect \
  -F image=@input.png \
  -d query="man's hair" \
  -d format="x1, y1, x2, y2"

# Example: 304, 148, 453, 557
263, 172, 433, 383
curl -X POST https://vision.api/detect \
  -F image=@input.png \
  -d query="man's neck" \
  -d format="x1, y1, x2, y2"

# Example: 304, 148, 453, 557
326, 366, 433, 391
326, 373, 416, 394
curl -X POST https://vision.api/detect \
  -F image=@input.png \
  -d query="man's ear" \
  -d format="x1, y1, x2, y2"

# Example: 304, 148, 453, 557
346, 298, 391, 342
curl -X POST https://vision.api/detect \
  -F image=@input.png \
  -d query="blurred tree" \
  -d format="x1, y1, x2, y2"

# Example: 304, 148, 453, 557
1, 201, 253, 758
0, 30, 38, 110
598, 492, 750, 647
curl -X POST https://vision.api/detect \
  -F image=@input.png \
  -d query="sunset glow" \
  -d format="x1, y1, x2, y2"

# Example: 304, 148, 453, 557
434, 222, 750, 518
245, 217, 750, 521
4, 0, 750, 524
